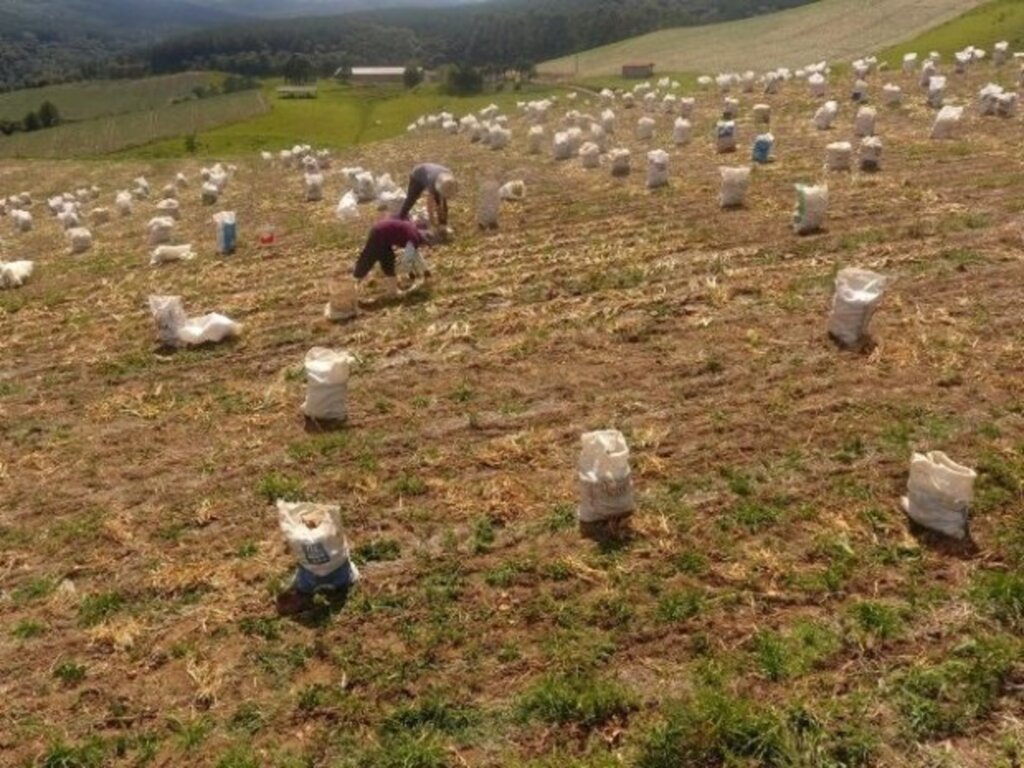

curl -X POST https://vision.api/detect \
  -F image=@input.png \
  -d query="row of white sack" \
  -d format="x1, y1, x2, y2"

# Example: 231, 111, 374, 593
332, 179, 524, 223
573, 428, 975, 539
278, 434, 977, 592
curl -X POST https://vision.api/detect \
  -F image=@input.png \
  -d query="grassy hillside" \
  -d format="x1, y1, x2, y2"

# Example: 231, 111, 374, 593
0, 73, 214, 124
0, 90, 269, 159
120, 80, 555, 159
880, 0, 1024, 61
540, 0, 986, 77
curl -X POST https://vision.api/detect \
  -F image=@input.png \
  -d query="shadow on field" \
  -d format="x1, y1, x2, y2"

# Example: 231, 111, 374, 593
276, 587, 353, 626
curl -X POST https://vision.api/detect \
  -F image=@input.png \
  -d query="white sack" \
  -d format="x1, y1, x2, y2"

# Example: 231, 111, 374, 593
301, 347, 355, 421
828, 268, 887, 347
578, 430, 635, 523
901, 452, 975, 539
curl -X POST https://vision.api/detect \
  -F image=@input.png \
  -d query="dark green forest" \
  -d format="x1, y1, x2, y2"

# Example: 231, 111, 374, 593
149, 0, 815, 75
0, 0, 815, 92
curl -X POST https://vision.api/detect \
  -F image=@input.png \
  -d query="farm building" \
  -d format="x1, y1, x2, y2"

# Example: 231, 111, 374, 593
345, 67, 407, 84
276, 86, 318, 99
621, 63, 655, 79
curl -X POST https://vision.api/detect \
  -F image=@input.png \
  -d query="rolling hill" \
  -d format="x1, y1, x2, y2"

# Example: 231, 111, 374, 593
539, 0, 989, 77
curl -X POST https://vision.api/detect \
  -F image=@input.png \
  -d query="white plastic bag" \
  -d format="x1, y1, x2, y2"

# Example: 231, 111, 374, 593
600, 109, 616, 134
793, 184, 828, 235
578, 430, 635, 523
115, 192, 133, 217
752, 104, 771, 124
201, 183, 219, 205
814, 101, 838, 130
902, 452, 975, 539
636, 117, 656, 141
931, 105, 963, 139
148, 295, 188, 347
715, 121, 737, 153
854, 106, 876, 137
673, 118, 692, 146
859, 137, 883, 171
722, 97, 740, 120
277, 501, 359, 591
325, 277, 358, 321
156, 198, 181, 220
825, 142, 853, 171
646, 149, 669, 189
335, 191, 359, 221
178, 313, 240, 345
883, 83, 903, 106
579, 142, 601, 169
927, 76, 946, 108
11, 210, 32, 233
0, 260, 34, 288
355, 172, 377, 202
609, 148, 631, 177
828, 268, 887, 347
301, 347, 355, 421
903, 52, 918, 75
478, 181, 501, 229
499, 180, 526, 201
397, 241, 430, 278
808, 73, 827, 98
719, 166, 751, 208
305, 173, 324, 202
553, 131, 572, 160
151, 244, 196, 265
57, 209, 81, 230
67, 227, 93, 254
148, 216, 175, 246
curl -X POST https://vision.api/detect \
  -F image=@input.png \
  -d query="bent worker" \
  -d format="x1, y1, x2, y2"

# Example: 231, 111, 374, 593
354, 217, 434, 300
397, 163, 458, 227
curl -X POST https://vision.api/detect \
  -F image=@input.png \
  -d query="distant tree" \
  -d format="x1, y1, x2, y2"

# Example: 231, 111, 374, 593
403, 63, 423, 89
335, 53, 354, 83
515, 60, 537, 82
223, 74, 258, 93
37, 101, 61, 128
22, 111, 42, 132
283, 54, 315, 85
184, 133, 198, 154
443, 63, 483, 96
0, 120, 21, 136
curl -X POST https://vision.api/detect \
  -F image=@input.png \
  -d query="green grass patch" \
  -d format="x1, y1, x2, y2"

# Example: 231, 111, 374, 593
77, 591, 125, 627
11, 619, 46, 639
896, 638, 1019, 740
971, 571, 1024, 629
53, 660, 87, 687
637, 688, 787, 767
880, 0, 1024, 63
752, 621, 841, 681
256, 472, 304, 503
518, 673, 636, 727
122, 79, 554, 158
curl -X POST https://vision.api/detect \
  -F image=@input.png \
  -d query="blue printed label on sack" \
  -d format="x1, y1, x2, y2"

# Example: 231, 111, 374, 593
301, 542, 331, 566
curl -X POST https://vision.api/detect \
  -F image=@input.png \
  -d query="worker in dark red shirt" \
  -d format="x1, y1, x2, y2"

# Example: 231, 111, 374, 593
354, 217, 434, 300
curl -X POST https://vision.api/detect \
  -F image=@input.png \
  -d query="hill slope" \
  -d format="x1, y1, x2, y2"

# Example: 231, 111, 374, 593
880, 0, 1024, 60
540, 0, 987, 77
0, 0, 240, 34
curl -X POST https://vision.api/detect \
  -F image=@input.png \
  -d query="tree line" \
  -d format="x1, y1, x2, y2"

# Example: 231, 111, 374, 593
145, 0, 814, 77
1, 101, 61, 136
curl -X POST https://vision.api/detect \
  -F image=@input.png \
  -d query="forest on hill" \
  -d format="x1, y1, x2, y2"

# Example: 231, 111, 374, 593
148, 0, 815, 75
0, 0, 814, 92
